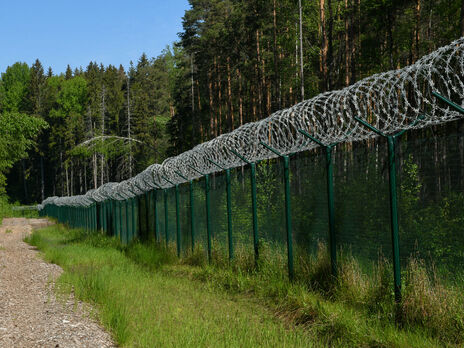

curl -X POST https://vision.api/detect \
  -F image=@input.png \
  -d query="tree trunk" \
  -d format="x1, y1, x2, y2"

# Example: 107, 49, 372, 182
21, 160, 28, 203
413, 0, 421, 63
328, 0, 333, 90
70, 160, 74, 196
217, 57, 222, 135
320, 0, 328, 91
191, 54, 195, 113
256, 30, 263, 119
101, 84, 106, 185
238, 69, 243, 126
273, 0, 281, 109
299, 0, 305, 100
345, 0, 350, 86
208, 69, 215, 137
227, 57, 234, 131
65, 163, 70, 196
127, 77, 133, 178
461, 0, 464, 36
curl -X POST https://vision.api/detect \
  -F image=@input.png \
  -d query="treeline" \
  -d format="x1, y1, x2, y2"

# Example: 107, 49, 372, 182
1, 53, 175, 203
168, 0, 464, 153
2, 0, 464, 203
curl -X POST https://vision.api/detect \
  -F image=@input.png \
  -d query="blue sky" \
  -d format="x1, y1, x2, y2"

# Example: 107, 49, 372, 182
0, 0, 190, 74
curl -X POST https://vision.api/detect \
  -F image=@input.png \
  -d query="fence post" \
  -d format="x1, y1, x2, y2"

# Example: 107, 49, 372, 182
164, 189, 169, 247
207, 159, 233, 261
259, 141, 294, 280
354, 115, 424, 304
298, 129, 338, 277
188, 165, 212, 262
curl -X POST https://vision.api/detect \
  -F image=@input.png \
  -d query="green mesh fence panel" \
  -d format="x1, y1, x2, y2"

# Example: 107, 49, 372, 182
121, 201, 127, 244
193, 179, 208, 258
209, 173, 228, 256
256, 159, 287, 260
178, 184, 191, 255
127, 200, 133, 242
397, 122, 464, 283
134, 198, 139, 241
156, 191, 166, 244
137, 195, 146, 240
150, 192, 158, 241
230, 166, 253, 258
291, 150, 329, 266
333, 139, 392, 272
166, 187, 177, 246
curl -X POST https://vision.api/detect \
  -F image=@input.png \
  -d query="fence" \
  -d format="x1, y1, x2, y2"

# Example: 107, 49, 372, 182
39, 38, 464, 306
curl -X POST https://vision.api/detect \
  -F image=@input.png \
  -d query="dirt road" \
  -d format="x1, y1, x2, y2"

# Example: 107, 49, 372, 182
0, 218, 115, 347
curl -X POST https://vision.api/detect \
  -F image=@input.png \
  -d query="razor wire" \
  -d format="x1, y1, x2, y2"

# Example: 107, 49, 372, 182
39, 37, 464, 209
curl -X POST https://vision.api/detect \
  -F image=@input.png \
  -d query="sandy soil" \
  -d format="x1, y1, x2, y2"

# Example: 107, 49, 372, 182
0, 218, 116, 347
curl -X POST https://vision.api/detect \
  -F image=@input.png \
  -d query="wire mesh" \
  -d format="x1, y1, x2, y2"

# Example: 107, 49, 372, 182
40, 38, 464, 209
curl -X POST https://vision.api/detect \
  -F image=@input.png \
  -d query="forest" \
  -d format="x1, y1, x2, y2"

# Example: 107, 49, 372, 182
1, 0, 464, 204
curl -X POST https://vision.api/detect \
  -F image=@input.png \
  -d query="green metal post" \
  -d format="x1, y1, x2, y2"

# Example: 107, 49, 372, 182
387, 135, 401, 303
164, 189, 169, 247
283, 156, 294, 280
175, 185, 181, 257
259, 142, 294, 280
189, 181, 195, 253
118, 203, 122, 240
326, 147, 336, 277
250, 163, 258, 262
354, 116, 424, 303
206, 159, 233, 261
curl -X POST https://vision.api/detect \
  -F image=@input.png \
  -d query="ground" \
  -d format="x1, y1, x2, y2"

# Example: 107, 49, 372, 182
0, 218, 115, 347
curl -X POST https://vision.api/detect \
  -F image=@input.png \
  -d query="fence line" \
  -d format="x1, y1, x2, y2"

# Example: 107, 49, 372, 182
39, 38, 464, 308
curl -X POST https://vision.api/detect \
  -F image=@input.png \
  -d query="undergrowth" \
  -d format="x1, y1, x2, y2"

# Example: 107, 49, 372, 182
26, 224, 464, 347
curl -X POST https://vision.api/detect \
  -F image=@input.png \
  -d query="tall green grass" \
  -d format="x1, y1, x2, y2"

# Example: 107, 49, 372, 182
26, 226, 315, 347
27, 225, 462, 347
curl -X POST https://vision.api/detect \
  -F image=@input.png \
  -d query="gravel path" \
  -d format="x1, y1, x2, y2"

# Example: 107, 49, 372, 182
0, 218, 116, 347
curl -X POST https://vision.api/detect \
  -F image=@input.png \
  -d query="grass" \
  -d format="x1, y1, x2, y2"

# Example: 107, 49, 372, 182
26, 226, 315, 347
0, 194, 39, 223
5, 229, 12, 234
26, 225, 463, 347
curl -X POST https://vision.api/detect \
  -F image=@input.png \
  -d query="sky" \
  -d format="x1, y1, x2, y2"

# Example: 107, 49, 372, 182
0, 0, 190, 74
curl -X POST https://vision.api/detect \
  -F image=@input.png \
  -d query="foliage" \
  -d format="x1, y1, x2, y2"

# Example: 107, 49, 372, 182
0, 112, 47, 193
27, 225, 317, 347
27, 224, 464, 347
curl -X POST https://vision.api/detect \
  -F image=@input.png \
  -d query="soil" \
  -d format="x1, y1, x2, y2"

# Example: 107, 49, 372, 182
0, 218, 116, 347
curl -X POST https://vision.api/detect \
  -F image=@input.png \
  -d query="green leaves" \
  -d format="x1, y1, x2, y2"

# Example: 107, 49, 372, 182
0, 112, 47, 192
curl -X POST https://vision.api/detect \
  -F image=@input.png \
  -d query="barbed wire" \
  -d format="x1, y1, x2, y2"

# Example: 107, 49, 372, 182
39, 38, 464, 209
